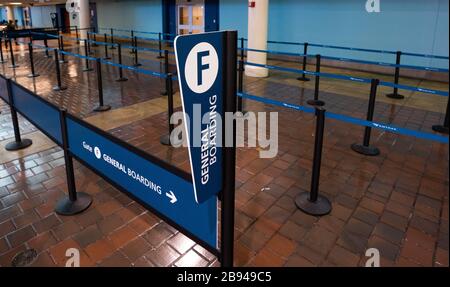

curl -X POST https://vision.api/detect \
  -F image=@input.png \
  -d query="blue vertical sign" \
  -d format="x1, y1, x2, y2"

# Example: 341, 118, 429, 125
175, 32, 225, 204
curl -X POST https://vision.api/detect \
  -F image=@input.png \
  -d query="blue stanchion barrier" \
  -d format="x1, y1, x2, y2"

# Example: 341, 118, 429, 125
237, 92, 449, 144
244, 61, 448, 96
30, 31, 59, 39
240, 47, 310, 58
59, 50, 97, 62
134, 30, 160, 36
99, 59, 167, 79
402, 52, 449, 60
379, 81, 449, 97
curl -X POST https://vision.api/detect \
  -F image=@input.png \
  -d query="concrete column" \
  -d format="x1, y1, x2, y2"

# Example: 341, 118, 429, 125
79, 0, 90, 45
6, 6, 15, 23
245, 0, 269, 78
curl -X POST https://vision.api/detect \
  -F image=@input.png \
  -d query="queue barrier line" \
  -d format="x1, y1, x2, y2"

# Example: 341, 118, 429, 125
30, 31, 59, 39
242, 37, 449, 60
237, 92, 449, 144
240, 46, 449, 73
244, 61, 449, 97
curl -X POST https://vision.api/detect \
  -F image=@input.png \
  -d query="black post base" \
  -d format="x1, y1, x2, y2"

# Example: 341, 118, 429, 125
83, 68, 94, 72
44, 54, 52, 58
103, 57, 111, 60
54, 192, 93, 216
53, 86, 67, 91
161, 91, 168, 96
116, 77, 128, 82
5, 139, 33, 151
8, 65, 19, 69
110, 46, 116, 50
157, 55, 164, 59
130, 50, 136, 54
27, 73, 40, 78
432, 125, 449, 134
94, 105, 111, 112
133, 63, 142, 67
0, 60, 6, 64
307, 99, 325, 107
351, 143, 380, 156
297, 76, 310, 82
160, 134, 172, 146
59, 60, 68, 64
295, 192, 332, 216
386, 93, 405, 100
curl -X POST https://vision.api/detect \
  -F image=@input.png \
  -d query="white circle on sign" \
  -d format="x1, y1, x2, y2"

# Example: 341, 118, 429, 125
184, 42, 219, 94
94, 147, 101, 159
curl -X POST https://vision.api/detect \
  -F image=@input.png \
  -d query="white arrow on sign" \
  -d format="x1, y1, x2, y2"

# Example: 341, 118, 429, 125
166, 191, 177, 204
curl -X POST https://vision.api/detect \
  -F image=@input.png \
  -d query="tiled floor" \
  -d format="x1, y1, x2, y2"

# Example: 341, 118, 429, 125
0, 37, 448, 267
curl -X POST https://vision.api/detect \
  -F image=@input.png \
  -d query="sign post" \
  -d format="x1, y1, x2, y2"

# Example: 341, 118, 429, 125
175, 30, 237, 267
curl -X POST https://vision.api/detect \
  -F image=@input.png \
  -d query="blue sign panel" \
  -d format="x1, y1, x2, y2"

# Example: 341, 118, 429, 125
11, 83, 62, 144
0, 76, 9, 103
175, 32, 225, 204
66, 117, 218, 249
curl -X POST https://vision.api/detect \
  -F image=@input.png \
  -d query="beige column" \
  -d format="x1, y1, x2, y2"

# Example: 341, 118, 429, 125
79, 0, 90, 45
6, 6, 16, 23
245, 0, 269, 78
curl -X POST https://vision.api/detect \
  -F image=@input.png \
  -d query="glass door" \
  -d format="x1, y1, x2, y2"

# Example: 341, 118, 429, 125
177, 4, 204, 35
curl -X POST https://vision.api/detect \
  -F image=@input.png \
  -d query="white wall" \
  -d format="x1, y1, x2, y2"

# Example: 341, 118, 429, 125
30, 5, 57, 28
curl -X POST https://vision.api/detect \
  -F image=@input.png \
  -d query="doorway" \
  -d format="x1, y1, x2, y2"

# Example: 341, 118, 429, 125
176, 0, 204, 35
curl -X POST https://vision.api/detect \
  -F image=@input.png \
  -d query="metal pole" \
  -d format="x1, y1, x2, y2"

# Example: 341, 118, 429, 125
54, 109, 93, 216
351, 79, 381, 156
4, 79, 32, 151
157, 32, 163, 59
53, 49, 67, 91
220, 31, 237, 268
44, 38, 50, 58
306, 54, 324, 106
8, 38, 19, 68
116, 43, 127, 82
75, 26, 79, 44
237, 59, 244, 113
295, 108, 331, 216
130, 30, 136, 54
161, 50, 169, 95
110, 28, 116, 49
160, 73, 174, 146
298, 42, 310, 81
59, 35, 67, 63
386, 51, 404, 99
27, 42, 40, 78
133, 36, 141, 67
432, 98, 449, 134
83, 40, 93, 72
103, 33, 111, 60
94, 58, 111, 112
0, 39, 5, 63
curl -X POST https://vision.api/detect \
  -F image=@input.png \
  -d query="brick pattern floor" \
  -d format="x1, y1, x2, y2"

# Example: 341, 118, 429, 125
0, 39, 448, 267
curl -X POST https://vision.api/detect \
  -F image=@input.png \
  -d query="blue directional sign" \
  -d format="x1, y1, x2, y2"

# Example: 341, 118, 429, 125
175, 32, 225, 204
66, 117, 218, 249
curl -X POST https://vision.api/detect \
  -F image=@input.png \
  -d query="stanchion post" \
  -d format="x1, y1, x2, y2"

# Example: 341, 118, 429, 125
92, 31, 98, 47
75, 26, 79, 44
53, 49, 67, 91
386, 51, 405, 99
27, 43, 40, 78
133, 36, 142, 67
298, 42, 310, 81
82, 40, 93, 72
221, 31, 238, 268
94, 58, 111, 112
237, 59, 245, 113
160, 50, 169, 95
130, 30, 136, 54
157, 32, 164, 59
351, 79, 381, 156
103, 33, 111, 60
59, 35, 67, 63
8, 38, 19, 68
116, 43, 128, 82
44, 38, 50, 58
432, 98, 449, 134
295, 107, 331, 216
4, 79, 33, 151
55, 109, 93, 216
86, 32, 92, 55
110, 28, 116, 49
160, 73, 174, 146
307, 54, 325, 106
0, 39, 5, 64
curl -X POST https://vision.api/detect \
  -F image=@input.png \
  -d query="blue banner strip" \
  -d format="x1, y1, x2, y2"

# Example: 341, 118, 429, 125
237, 92, 449, 144
379, 81, 449, 97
